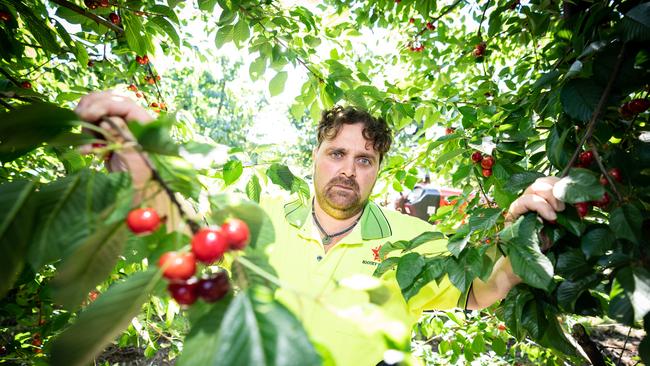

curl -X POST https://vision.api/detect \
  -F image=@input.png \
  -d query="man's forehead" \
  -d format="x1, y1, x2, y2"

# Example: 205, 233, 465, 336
322, 123, 378, 154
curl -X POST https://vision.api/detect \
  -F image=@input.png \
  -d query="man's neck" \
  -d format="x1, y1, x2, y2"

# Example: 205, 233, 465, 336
312, 199, 364, 238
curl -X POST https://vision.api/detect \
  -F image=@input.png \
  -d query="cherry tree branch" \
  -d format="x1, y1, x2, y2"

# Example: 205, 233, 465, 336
49, 0, 124, 35
589, 143, 622, 202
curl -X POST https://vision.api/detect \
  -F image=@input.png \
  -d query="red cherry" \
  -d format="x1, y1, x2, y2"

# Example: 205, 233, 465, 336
20, 81, 32, 89
599, 175, 609, 186
135, 92, 142, 98
88, 290, 99, 302
221, 218, 250, 250
0, 11, 11, 22
191, 228, 228, 263
608, 167, 622, 182
197, 272, 230, 302
471, 151, 483, 163
409, 18, 415, 24
109, 12, 120, 25
158, 251, 196, 280
482, 168, 493, 177
592, 192, 610, 209
142, 55, 149, 64
126, 207, 161, 234
128, 84, 137, 91
578, 151, 594, 166
156, 75, 161, 81
426, 22, 435, 31
480, 155, 495, 169
497, 324, 506, 331
87, 60, 95, 67
99, 0, 110, 7
445, 127, 455, 135
150, 102, 159, 108
168, 280, 198, 305
619, 103, 634, 119
628, 99, 650, 114
575, 202, 590, 218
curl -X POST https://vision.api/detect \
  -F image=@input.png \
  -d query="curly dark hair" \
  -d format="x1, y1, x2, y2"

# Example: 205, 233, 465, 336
317, 105, 392, 162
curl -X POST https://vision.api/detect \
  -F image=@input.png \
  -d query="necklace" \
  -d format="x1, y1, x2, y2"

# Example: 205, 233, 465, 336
311, 200, 363, 245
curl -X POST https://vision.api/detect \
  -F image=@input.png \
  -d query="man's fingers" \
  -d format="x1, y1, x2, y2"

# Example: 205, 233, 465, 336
507, 194, 558, 222
523, 177, 565, 212
75, 91, 153, 124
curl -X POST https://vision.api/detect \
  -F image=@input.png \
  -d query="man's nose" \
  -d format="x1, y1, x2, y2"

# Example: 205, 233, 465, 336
340, 157, 356, 177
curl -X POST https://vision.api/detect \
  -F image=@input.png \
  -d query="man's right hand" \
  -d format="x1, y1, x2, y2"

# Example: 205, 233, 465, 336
75, 90, 155, 188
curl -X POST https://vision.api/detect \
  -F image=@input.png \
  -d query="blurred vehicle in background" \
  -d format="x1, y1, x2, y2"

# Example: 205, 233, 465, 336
395, 185, 463, 221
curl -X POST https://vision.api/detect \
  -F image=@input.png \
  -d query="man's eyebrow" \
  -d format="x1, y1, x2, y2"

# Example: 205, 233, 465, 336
326, 147, 347, 154
356, 152, 378, 162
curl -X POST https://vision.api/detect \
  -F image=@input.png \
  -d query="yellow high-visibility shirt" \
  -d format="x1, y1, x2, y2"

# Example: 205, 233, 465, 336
261, 196, 466, 366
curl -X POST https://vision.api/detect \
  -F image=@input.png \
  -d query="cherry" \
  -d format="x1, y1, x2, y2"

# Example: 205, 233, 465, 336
482, 168, 493, 177
222, 218, 250, 250
578, 151, 593, 166
599, 175, 609, 186
150, 102, 159, 108
156, 75, 161, 81
135, 55, 149, 65
99, 0, 110, 7
497, 324, 507, 331
168, 280, 198, 305
135, 92, 142, 98
426, 22, 435, 31
127, 84, 137, 91
481, 155, 495, 169
575, 202, 590, 218
592, 192, 610, 209
109, 13, 120, 25
628, 98, 650, 114
0, 11, 11, 22
619, 103, 634, 119
409, 18, 415, 24
158, 251, 196, 280
473, 42, 486, 57
88, 290, 99, 302
145, 76, 155, 85
126, 207, 161, 234
471, 151, 483, 163
20, 81, 32, 89
197, 272, 230, 302
191, 228, 228, 263
84, 0, 98, 9
31, 334, 42, 348
608, 167, 622, 182
445, 127, 455, 135
87, 60, 94, 67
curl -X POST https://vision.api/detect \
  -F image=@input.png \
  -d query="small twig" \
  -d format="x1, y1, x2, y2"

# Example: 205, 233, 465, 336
561, 44, 627, 177
616, 326, 632, 366
590, 143, 623, 202
477, 0, 491, 39
413, 0, 465, 38
49, 0, 124, 35
0, 99, 15, 110
101, 117, 200, 234
475, 171, 495, 206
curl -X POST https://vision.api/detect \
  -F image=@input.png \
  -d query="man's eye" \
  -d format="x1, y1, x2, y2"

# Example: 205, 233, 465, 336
331, 152, 342, 158
358, 158, 371, 165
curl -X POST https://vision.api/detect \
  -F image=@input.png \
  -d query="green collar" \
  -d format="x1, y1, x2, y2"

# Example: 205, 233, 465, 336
283, 197, 392, 240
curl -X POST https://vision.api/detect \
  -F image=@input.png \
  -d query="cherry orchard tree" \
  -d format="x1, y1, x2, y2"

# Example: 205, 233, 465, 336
1, 0, 650, 365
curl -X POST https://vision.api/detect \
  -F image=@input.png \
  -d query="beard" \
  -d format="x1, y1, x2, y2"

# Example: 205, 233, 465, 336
316, 175, 367, 219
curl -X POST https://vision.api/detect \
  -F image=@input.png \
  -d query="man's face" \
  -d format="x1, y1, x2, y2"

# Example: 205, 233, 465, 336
313, 123, 380, 219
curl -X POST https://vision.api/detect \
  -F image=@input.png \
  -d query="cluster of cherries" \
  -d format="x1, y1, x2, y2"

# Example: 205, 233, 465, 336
619, 98, 650, 119
135, 55, 149, 65
126, 208, 251, 306
471, 151, 495, 177
84, 0, 111, 9
573, 151, 622, 218
473, 42, 487, 57
407, 20, 436, 52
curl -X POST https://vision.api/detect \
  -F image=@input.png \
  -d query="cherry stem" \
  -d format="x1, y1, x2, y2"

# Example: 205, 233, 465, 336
475, 169, 495, 207
561, 43, 626, 177
477, 0, 491, 39
589, 143, 622, 202
101, 117, 200, 234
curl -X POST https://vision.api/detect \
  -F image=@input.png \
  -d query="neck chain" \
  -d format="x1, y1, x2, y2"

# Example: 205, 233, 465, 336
311, 200, 363, 246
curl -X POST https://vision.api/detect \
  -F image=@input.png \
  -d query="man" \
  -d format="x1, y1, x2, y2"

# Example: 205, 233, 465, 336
76, 92, 564, 365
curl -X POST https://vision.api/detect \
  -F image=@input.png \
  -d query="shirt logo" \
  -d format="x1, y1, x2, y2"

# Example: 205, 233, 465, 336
371, 245, 383, 262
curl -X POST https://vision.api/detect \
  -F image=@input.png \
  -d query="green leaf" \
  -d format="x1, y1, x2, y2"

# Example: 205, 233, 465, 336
123, 12, 148, 55
468, 208, 502, 231
446, 249, 482, 293
610, 204, 642, 244
552, 168, 604, 204
232, 17, 250, 46
500, 214, 553, 290
27, 170, 131, 270
199, 288, 321, 366
209, 194, 275, 251
616, 267, 650, 321
373, 257, 400, 277
249, 56, 267, 81
556, 274, 598, 312
580, 225, 614, 259
505, 172, 545, 194
0, 180, 36, 298
150, 16, 181, 47
266, 163, 296, 191
223, 159, 243, 186
501, 286, 534, 340
560, 79, 603, 122
396, 252, 425, 292
215, 25, 234, 48
539, 307, 577, 356
50, 269, 161, 366
401, 257, 447, 301
197, 0, 218, 12
9, 1, 60, 54
150, 155, 200, 200
73, 41, 89, 67
491, 336, 506, 356
128, 117, 180, 155
521, 299, 547, 340
51, 221, 128, 310
246, 175, 261, 203
0, 103, 79, 162
622, 2, 650, 41
555, 248, 591, 281
269, 71, 288, 97
379, 231, 445, 258
175, 295, 233, 365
